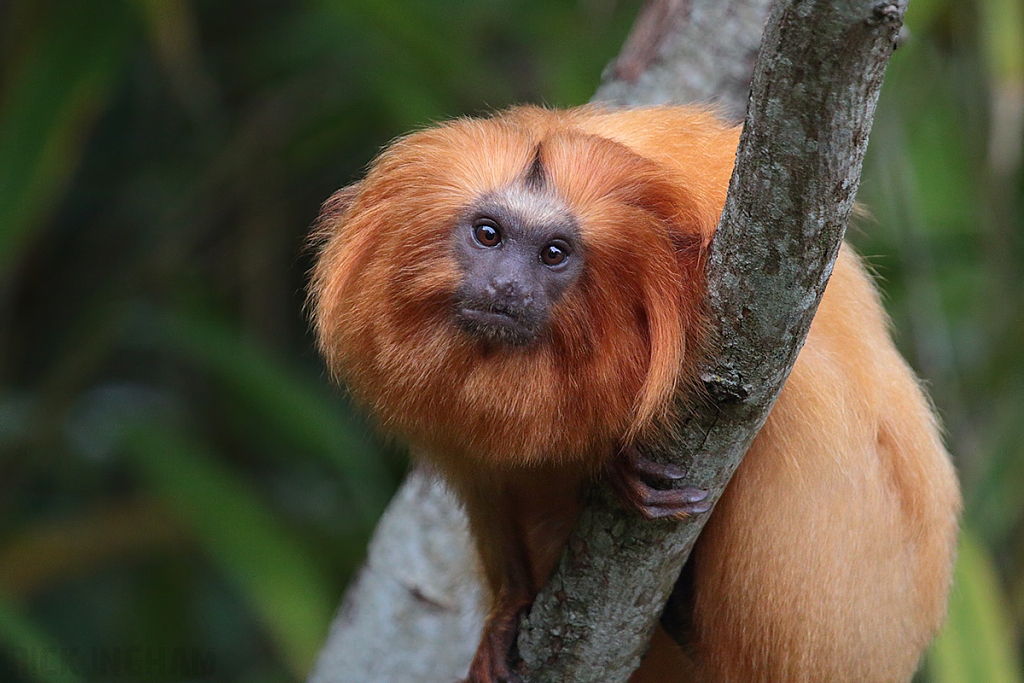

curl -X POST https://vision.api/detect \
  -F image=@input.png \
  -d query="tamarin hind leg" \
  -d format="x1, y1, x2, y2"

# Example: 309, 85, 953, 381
462, 452, 712, 683
460, 465, 588, 683
461, 485, 536, 683
686, 248, 960, 682
464, 592, 531, 683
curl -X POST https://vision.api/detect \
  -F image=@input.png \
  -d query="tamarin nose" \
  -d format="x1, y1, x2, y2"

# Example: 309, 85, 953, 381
491, 276, 516, 295
489, 276, 533, 307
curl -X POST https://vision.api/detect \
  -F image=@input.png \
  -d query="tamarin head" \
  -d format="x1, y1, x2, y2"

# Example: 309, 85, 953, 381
310, 106, 730, 474
451, 180, 584, 348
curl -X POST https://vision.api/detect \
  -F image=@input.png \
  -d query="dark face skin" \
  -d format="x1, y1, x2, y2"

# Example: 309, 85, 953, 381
452, 185, 584, 347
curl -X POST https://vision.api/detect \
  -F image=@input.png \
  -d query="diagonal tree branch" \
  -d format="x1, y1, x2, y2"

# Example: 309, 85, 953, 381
306, 0, 904, 681
307, 463, 484, 683
517, 0, 907, 680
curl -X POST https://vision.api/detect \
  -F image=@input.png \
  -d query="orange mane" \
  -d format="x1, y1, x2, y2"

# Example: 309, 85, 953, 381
310, 106, 736, 475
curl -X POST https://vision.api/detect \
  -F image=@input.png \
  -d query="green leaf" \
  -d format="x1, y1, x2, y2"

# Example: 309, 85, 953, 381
929, 529, 1024, 683
0, 1, 132, 276
0, 591, 83, 683
979, 0, 1024, 82
123, 425, 335, 678
142, 309, 393, 524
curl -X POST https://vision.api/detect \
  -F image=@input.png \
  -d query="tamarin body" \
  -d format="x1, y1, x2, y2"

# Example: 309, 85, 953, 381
310, 106, 961, 683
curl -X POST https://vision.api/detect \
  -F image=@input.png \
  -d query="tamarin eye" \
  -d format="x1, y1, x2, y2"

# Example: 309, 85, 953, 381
473, 219, 502, 247
541, 243, 568, 266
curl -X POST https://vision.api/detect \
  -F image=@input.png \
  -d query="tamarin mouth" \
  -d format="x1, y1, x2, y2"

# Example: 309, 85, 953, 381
455, 303, 540, 346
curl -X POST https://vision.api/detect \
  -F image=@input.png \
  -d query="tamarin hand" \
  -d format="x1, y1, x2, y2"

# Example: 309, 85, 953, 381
608, 445, 712, 520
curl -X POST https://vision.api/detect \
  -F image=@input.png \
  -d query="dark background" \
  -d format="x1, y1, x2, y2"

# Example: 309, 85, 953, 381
0, 1, 1022, 681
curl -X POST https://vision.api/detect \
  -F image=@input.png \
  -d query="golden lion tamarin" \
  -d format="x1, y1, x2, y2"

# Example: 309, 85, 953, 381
309, 105, 961, 683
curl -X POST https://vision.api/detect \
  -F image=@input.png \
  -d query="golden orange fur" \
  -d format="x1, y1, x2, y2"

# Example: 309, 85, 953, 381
310, 105, 961, 683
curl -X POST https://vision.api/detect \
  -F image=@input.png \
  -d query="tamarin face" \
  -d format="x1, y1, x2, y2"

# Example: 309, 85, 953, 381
311, 106, 733, 472
453, 184, 584, 347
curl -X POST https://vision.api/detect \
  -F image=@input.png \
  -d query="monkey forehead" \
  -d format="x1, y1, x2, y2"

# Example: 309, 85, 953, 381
470, 185, 578, 238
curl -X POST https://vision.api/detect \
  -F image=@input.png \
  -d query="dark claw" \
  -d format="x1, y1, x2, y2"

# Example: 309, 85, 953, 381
621, 445, 688, 481
608, 445, 712, 520
635, 485, 708, 506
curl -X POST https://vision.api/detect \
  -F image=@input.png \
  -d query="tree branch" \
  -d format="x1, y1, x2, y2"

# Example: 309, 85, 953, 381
305, 0, 904, 681
517, 0, 906, 680
594, 0, 772, 122
307, 464, 483, 683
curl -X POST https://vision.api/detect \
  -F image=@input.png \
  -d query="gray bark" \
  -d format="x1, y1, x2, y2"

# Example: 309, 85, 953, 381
307, 467, 484, 683
594, 0, 772, 122
306, 0, 905, 681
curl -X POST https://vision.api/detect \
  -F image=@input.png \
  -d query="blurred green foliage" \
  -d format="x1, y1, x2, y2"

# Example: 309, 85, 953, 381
0, 0, 1021, 681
